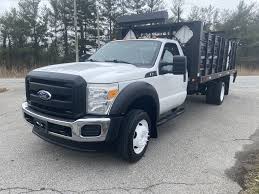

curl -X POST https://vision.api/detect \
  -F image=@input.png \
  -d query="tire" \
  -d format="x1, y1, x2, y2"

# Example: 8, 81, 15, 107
206, 81, 225, 105
117, 109, 151, 162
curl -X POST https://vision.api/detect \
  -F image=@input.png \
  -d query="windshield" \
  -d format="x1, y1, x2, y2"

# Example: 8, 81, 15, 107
88, 40, 162, 67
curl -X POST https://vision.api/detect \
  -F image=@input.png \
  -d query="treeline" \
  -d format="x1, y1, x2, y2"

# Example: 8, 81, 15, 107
0, 0, 258, 70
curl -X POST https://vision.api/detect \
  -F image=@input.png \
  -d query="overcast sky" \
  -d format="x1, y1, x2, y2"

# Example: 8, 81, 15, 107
0, 0, 257, 16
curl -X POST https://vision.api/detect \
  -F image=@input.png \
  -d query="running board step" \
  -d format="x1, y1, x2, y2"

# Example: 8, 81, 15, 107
157, 107, 185, 126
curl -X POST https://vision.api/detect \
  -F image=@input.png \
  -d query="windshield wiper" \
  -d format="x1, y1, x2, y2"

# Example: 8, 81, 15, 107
104, 59, 131, 64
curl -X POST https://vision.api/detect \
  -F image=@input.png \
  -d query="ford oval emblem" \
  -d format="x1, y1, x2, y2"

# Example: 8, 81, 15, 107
37, 90, 52, 101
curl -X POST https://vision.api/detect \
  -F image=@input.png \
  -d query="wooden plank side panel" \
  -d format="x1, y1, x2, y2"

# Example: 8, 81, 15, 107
216, 37, 223, 73
204, 33, 210, 76
210, 35, 216, 74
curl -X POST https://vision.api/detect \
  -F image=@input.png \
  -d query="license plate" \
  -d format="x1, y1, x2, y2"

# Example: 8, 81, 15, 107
34, 118, 48, 133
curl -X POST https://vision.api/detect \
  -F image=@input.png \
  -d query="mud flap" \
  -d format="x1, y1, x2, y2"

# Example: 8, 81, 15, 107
233, 71, 238, 83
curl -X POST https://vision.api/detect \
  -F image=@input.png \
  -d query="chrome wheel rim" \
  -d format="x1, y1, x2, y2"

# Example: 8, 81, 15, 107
220, 83, 225, 102
133, 120, 149, 154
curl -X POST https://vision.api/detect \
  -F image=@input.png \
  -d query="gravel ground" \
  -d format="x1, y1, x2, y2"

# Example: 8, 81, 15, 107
0, 76, 259, 194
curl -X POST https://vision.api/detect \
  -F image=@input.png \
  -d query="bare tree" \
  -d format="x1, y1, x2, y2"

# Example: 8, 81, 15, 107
128, 0, 146, 14
187, 5, 220, 31
169, 0, 185, 22
147, 0, 165, 12
118, 0, 129, 16
99, 0, 120, 41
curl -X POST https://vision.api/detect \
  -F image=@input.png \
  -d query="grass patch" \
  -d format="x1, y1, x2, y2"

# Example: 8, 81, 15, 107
241, 164, 259, 194
0, 66, 37, 78
237, 66, 259, 76
226, 129, 259, 194
239, 152, 259, 194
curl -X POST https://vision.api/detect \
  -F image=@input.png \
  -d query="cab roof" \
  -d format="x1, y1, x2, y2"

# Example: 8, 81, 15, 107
113, 38, 179, 45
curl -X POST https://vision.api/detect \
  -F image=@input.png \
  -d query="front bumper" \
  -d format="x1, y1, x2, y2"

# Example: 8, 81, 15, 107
22, 102, 114, 143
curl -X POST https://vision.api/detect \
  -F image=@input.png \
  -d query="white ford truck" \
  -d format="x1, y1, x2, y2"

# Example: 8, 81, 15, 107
22, 11, 238, 162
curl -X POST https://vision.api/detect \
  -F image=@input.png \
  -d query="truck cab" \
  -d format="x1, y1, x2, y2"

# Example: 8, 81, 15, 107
87, 38, 187, 115
22, 38, 187, 162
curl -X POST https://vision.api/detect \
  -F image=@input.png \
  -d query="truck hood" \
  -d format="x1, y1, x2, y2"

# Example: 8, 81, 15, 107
34, 62, 151, 83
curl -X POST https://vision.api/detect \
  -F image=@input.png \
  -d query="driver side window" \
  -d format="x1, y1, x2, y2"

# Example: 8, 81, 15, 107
161, 50, 174, 64
160, 43, 180, 64
159, 43, 181, 75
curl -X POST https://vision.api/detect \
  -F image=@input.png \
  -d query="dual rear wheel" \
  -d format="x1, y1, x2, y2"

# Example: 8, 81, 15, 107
206, 78, 230, 105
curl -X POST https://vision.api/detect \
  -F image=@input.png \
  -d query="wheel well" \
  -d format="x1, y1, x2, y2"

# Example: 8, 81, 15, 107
204, 76, 230, 87
127, 96, 158, 138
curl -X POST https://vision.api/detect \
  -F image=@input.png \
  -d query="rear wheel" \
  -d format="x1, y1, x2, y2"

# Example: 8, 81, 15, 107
206, 81, 225, 105
117, 109, 151, 162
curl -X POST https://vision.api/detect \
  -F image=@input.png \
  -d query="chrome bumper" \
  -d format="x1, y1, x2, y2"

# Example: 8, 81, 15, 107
22, 102, 110, 142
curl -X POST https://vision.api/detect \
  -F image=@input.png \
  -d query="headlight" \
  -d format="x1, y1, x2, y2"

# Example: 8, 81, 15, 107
87, 83, 119, 115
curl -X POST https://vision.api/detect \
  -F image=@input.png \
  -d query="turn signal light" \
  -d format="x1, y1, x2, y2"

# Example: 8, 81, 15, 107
108, 89, 119, 100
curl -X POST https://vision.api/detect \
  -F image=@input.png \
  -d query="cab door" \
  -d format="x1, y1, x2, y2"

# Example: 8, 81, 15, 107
155, 43, 187, 114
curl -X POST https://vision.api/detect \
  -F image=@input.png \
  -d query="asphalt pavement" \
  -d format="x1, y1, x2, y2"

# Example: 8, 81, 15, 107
0, 77, 259, 194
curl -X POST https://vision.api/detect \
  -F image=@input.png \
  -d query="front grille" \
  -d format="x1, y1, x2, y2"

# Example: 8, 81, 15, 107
26, 71, 87, 119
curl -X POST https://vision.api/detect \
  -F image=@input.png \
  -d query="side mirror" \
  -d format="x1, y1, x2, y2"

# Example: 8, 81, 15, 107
172, 56, 187, 75
159, 62, 174, 75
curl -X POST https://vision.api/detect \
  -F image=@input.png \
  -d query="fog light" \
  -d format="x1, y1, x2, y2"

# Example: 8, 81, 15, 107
81, 125, 101, 137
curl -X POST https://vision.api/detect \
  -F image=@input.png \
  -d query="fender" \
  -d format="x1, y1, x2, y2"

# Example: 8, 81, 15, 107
110, 82, 160, 138
110, 82, 159, 117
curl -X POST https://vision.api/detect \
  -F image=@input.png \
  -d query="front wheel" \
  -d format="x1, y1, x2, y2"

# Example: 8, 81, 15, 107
117, 109, 151, 162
